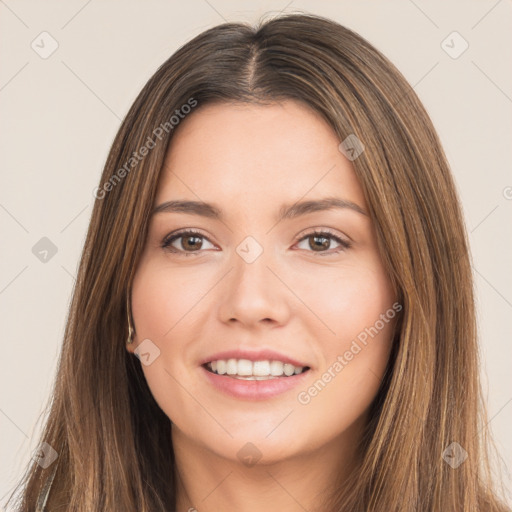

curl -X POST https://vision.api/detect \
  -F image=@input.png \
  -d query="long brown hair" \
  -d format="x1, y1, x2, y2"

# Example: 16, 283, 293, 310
5, 12, 508, 511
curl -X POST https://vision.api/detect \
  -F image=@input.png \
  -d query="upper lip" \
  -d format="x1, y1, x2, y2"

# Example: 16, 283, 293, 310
199, 349, 311, 369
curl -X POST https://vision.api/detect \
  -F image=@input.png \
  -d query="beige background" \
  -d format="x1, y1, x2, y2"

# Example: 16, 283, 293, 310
1, 0, 511, 505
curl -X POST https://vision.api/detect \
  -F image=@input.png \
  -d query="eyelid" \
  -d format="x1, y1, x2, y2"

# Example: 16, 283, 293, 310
294, 227, 351, 245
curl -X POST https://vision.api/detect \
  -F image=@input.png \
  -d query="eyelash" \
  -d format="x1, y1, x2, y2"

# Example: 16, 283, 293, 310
160, 228, 352, 257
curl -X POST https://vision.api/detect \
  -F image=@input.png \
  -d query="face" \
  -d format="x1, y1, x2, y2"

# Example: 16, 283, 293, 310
128, 100, 398, 466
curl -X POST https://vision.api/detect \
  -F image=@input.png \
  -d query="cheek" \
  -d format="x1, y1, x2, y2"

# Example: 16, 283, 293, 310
130, 258, 217, 421
293, 261, 396, 416
131, 257, 214, 340
297, 258, 396, 344
295, 337, 392, 451
295, 294, 396, 442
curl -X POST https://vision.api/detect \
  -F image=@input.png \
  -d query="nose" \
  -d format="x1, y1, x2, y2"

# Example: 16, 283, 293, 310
217, 248, 291, 329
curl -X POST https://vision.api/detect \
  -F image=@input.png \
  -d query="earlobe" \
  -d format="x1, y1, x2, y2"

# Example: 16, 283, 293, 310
125, 289, 137, 351
126, 323, 136, 352
126, 339, 136, 353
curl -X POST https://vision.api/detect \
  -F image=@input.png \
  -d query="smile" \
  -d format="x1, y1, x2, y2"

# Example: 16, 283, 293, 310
201, 359, 311, 400
205, 358, 309, 379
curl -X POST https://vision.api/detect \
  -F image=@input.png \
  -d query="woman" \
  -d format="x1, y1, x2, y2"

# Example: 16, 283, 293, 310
5, 12, 508, 512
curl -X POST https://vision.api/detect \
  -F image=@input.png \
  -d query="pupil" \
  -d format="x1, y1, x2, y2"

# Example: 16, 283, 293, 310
184, 235, 201, 250
310, 235, 329, 251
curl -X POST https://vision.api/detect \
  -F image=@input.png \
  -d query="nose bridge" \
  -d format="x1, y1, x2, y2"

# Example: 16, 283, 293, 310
218, 234, 289, 326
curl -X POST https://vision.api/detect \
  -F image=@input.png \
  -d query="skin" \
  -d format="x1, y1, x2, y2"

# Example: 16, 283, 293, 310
127, 100, 398, 512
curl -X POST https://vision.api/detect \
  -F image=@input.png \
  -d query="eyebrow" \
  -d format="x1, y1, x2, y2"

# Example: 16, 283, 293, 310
151, 196, 368, 220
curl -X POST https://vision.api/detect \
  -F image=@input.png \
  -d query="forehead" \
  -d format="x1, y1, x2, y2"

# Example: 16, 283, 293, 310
155, 100, 366, 213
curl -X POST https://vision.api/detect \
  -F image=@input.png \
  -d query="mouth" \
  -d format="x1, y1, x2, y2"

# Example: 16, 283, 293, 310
202, 359, 311, 380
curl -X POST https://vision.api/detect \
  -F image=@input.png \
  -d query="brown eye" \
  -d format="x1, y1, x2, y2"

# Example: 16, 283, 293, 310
180, 234, 203, 251
307, 234, 330, 251
295, 229, 351, 254
162, 230, 215, 255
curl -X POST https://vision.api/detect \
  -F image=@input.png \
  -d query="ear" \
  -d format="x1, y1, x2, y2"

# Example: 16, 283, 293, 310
125, 332, 138, 354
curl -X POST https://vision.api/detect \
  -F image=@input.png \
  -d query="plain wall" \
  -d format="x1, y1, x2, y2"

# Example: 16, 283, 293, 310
1, 0, 511, 505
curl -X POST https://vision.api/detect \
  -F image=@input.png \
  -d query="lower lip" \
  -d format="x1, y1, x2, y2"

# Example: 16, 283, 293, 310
200, 365, 311, 400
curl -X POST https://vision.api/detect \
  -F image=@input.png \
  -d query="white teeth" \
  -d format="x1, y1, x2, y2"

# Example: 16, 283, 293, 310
269, 361, 284, 376
216, 360, 226, 374
283, 363, 295, 376
226, 358, 238, 375
230, 375, 278, 381
253, 360, 270, 376
236, 359, 253, 376
206, 359, 307, 378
